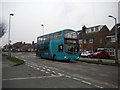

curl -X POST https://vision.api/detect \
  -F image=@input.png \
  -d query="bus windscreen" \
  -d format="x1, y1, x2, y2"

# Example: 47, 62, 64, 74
64, 44, 79, 54
64, 31, 77, 39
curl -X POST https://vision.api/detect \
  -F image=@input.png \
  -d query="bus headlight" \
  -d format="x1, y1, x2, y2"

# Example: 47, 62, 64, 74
77, 57, 80, 59
64, 56, 67, 59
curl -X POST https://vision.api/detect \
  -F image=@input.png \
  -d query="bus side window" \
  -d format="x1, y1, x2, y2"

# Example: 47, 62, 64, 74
50, 34, 53, 40
58, 45, 63, 52
53, 32, 62, 39
39, 46, 48, 51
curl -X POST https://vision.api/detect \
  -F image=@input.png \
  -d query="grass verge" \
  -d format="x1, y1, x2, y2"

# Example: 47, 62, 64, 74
79, 59, 120, 66
2, 53, 25, 64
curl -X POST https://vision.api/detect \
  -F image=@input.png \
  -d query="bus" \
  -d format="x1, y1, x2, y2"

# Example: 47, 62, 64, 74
36, 29, 80, 61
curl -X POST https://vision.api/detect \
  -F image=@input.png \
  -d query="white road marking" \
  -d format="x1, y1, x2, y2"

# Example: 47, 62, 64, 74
46, 69, 50, 71
29, 65, 34, 68
58, 73, 64, 76
42, 67, 46, 69
34, 64, 39, 67
3, 75, 61, 81
81, 80, 91, 85
36, 68, 40, 70
65, 75, 71, 78
42, 65, 47, 67
52, 71, 56, 73
72, 78, 80, 81
94, 85, 104, 88
32, 66, 37, 69
25, 61, 104, 88
51, 74, 56, 76
45, 72, 49, 74
40, 70, 45, 72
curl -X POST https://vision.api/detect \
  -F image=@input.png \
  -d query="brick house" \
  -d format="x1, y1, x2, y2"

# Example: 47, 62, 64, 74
78, 25, 110, 52
2, 42, 22, 52
105, 23, 120, 59
12, 42, 23, 52
5, 41, 36, 52
20, 41, 36, 52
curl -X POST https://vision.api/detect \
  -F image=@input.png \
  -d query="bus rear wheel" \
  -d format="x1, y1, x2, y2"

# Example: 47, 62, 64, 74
53, 55, 56, 61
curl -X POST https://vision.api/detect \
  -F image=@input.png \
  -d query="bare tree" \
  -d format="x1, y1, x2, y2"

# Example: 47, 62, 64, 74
0, 23, 7, 38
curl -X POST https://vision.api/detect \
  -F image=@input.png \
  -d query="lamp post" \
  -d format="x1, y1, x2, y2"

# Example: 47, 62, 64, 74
8, 13, 14, 57
108, 15, 118, 64
41, 24, 44, 35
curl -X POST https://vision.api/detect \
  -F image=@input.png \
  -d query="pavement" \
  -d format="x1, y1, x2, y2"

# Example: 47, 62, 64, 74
80, 57, 116, 63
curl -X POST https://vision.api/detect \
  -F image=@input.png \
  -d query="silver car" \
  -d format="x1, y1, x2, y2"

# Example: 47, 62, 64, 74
81, 51, 93, 57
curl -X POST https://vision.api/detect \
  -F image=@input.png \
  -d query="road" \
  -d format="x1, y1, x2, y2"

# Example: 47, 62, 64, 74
2, 52, 119, 88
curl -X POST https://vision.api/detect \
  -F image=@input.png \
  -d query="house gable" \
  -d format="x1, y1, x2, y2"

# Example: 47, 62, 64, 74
78, 25, 109, 51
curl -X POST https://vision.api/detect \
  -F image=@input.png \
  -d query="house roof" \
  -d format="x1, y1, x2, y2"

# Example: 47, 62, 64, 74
12, 42, 23, 48
21, 44, 35, 49
79, 32, 98, 39
78, 25, 107, 39
13, 42, 22, 45
107, 23, 120, 36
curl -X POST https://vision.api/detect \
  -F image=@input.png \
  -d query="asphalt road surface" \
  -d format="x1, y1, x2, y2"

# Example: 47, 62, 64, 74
2, 52, 119, 88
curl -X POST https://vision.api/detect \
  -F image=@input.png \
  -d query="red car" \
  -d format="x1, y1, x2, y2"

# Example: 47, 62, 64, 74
90, 51, 110, 58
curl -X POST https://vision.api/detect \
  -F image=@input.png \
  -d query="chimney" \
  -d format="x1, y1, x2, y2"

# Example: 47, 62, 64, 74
32, 41, 34, 45
23, 42, 25, 45
82, 25, 87, 33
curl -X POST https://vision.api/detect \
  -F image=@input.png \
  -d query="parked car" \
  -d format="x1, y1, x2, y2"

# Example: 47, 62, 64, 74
81, 51, 93, 57
90, 51, 110, 58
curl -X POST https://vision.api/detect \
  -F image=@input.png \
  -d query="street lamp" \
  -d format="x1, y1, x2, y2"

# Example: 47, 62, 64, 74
108, 15, 118, 64
41, 24, 44, 35
8, 13, 14, 57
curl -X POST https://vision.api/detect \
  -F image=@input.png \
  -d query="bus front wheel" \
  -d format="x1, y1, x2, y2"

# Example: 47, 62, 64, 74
53, 55, 56, 61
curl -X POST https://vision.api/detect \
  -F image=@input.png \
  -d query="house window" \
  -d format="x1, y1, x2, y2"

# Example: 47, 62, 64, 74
95, 26, 99, 32
100, 40, 102, 43
106, 48, 115, 56
84, 40, 86, 44
111, 37, 116, 42
79, 40, 83, 44
91, 28, 94, 32
89, 39, 93, 43
86, 28, 91, 33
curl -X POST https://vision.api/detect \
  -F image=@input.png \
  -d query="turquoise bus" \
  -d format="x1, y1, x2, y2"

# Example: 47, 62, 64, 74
36, 29, 80, 61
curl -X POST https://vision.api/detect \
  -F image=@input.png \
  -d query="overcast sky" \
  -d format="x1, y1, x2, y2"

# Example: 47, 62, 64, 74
1, 0, 119, 47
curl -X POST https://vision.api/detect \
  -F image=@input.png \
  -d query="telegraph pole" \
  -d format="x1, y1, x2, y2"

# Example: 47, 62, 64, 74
41, 24, 44, 35
108, 15, 118, 64
8, 13, 14, 57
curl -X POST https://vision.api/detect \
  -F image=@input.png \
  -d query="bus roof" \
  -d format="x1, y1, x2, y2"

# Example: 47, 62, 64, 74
37, 29, 76, 38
